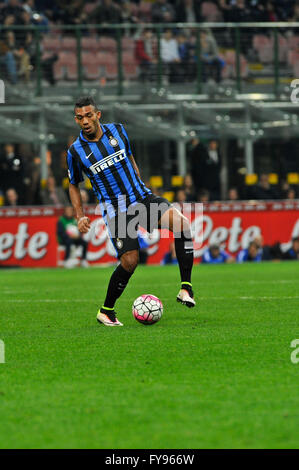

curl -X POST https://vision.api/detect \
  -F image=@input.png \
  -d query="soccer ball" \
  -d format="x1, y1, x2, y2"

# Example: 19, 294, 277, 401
132, 294, 163, 325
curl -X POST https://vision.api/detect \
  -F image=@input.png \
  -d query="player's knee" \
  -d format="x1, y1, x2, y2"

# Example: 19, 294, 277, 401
121, 251, 139, 273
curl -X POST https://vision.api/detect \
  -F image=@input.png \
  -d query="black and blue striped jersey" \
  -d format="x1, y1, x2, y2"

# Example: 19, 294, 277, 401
67, 123, 151, 218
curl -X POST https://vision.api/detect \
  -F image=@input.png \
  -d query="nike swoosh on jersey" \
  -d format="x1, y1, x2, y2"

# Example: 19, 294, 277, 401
86, 152, 93, 159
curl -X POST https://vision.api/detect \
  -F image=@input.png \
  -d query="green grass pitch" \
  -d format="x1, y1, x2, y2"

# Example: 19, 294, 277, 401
0, 262, 299, 449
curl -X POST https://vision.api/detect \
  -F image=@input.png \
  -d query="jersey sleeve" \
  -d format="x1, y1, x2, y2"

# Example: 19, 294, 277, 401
221, 250, 230, 261
120, 124, 132, 156
66, 148, 84, 185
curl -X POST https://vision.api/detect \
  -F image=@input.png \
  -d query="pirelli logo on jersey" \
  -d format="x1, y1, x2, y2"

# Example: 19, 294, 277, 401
89, 149, 126, 175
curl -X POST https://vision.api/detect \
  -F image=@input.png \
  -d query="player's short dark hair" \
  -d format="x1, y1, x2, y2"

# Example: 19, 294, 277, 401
74, 96, 97, 112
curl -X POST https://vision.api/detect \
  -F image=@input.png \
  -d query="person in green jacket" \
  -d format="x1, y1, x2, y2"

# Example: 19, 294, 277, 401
57, 206, 89, 268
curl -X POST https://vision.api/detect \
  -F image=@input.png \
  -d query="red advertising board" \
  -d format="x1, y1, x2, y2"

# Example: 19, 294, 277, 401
0, 201, 298, 267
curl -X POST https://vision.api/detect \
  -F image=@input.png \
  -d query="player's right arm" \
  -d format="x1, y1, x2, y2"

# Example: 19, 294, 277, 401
69, 183, 91, 233
67, 148, 91, 233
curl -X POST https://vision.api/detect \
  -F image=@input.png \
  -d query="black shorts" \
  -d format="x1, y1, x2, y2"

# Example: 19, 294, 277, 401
106, 194, 171, 258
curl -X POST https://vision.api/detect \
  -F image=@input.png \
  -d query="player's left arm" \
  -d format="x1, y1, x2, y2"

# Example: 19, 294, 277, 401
129, 154, 141, 179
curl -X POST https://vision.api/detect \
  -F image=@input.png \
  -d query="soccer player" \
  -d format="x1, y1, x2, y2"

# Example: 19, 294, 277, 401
67, 96, 195, 326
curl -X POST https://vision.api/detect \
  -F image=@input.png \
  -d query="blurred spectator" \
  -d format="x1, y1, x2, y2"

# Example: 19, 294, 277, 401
40, 175, 69, 206
23, 0, 50, 30
0, 144, 25, 198
227, 187, 239, 201
57, 206, 89, 268
236, 241, 263, 262
199, 28, 223, 83
21, 9, 57, 85
11, 9, 35, 83
120, 1, 140, 36
283, 237, 299, 260
135, 29, 157, 82
201, 244, 233, 264
264, 1, 278, 22
25, 154, 42, 205
0, 16, 18, 84
175, 187, 187, 203
152, 0, 176, 23
197, 189, 210, 202
33, 0, 59, 22
218, 0, 250, 23
52, 136, 75, 183
248, 174, 279, 200
275, 0, 295, 21
177, 32, 195, 82
161, 29, 182, 84
0, 0, 24, 23
176, 0, 202, 23
288, 2, 299, 22
286, 188, 297, 199
92, 0, 122, 36
56, 0, 88, 28
183, 174, 196, 201
5, 187, 19, 206
191, 139, 221, 201
253, 234, 272, 261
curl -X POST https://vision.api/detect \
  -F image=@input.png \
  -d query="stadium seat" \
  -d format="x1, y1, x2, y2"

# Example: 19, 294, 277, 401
97, 52, 118, 80
287, 173, 299, 184
268, 173, 279, 185
122, 52, 139, 80
54, 52, 72, 80
245, 174, 258, 185
65, 63, 78, 81
150, 176, 163, 188
171, 175, 184, 187
252, 35, 273, 63
53, 62, 65, 80
98, 36, 117, 53
278, 34, 288, 62
61, 36, 76, 52
201, 2, 222, 22
287, 35, 299, 50
81, 36, 99, 53
287, 50, 299, 66
224, 50, 248, 78
96, 52, 109, 65
162, 191, 175, 203
252, 34, 287, 63
258, 45, 273, 64
293, 61, 299, 77
82, 52, 101, 80
42, 36, 61, 54
55, 52, 77, 80
253, 34, 271, 51
122, 37, 135, 52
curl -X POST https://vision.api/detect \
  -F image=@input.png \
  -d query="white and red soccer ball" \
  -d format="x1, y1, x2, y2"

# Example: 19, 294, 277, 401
132, 294, 163, 325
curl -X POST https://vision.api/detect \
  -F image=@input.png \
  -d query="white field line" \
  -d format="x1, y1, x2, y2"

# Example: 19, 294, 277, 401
1, 279, 298, 295
3, 296, 299, 303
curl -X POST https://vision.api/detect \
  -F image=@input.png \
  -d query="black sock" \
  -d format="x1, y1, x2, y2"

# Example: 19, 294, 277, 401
174, 231, 194, 286
103, 264, 133, 309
